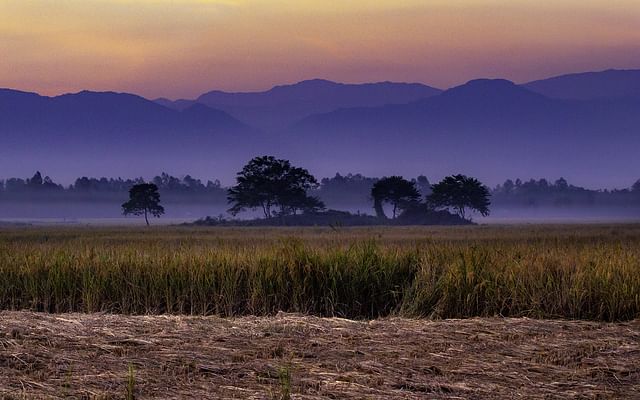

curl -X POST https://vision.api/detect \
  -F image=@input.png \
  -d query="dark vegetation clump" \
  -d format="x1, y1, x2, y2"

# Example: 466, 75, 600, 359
215, 156, 488, 226
192, 208, 470, 227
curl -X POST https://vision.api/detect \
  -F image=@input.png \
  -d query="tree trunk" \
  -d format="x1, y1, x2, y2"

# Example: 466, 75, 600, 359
373, 198, 387, 219
265, 201, 272, 219
458, 206, 465, 220
144, 209, 149, 226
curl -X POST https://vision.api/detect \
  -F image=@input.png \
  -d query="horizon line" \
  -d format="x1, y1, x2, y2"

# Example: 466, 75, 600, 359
2, 67, 639, 101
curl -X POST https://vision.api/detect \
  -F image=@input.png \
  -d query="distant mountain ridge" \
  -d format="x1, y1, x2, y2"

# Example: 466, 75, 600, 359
154, 69, 640, 130
0, 88, 247, 131
1, 68, 639, 187
157, 79, 443, 130
523, 69, 640, 100
289, 78, 640, 189
0, 88, 260, 182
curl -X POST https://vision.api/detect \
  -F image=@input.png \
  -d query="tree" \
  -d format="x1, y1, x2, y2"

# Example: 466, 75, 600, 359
278, 187, 326, 215
554, 177, 569, 190
227, 156, 324, 218
414, 175, 432, 196
122, 183, 165, 226
371, 176, 421, 219
428, 174, 490, 220
28, 171, 43, 187
502, 179, 515, 194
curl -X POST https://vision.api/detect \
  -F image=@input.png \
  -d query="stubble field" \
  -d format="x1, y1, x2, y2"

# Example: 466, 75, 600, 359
0, 224, 639, 398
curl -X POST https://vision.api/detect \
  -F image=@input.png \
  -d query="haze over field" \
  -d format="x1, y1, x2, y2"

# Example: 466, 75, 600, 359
0, 0, 639, 221
2, 4, 640, 399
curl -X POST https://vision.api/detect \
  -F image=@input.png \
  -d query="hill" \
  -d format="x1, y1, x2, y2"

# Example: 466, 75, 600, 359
160, 79, 442, 130
0, 89, 258, 182
2, 70, 640, 188
523, 69, 640, 100
290, 79, 640, 188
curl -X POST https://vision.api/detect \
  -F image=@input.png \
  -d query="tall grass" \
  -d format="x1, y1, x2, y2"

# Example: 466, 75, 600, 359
0, 225, 638, 321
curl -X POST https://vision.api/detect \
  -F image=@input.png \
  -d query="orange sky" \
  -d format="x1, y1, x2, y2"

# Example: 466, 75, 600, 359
1, 0, 639, 99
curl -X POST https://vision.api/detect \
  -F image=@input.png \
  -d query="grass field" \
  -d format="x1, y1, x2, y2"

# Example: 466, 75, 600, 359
1, 224, 639, 321
1, 224, 639, 398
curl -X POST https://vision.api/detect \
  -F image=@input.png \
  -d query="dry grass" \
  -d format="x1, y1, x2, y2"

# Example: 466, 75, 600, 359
1, 224, 640, 320
0, 311, 638, 399
1, 225, 639, 397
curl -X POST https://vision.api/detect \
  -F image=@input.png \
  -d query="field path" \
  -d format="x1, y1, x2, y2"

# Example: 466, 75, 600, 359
0, 312, 638, 399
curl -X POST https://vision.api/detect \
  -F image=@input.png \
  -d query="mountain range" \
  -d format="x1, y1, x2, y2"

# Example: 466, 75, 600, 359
291, 77, 640, 188
523, 69, 640, 100
1, 69, 639, 187
156, 79, 442, 130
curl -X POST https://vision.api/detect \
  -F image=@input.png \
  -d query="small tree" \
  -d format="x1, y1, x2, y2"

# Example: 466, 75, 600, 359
228, 156, 324, 218
428, 174, 490, 220
371, 176, 421, 219
122, 183, 165, 226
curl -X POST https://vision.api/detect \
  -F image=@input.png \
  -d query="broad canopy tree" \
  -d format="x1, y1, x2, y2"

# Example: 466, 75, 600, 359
227, 155, 325, 218
371, 176, 421, 219
122, 183, 165, 226
428, 174, 490, 220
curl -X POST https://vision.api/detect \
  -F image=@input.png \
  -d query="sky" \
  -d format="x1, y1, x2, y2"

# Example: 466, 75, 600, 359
1, 0, 640, 99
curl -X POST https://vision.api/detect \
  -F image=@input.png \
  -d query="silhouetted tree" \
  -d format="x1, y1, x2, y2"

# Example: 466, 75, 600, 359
414, 175, 432, 196
428, 174, 490, 220
28, 171, 43, 187
279, 188, 326, 215
555, 177, 569, 190
371, 176, 421, 219
122, 183, 165, 226
317, 173, 379, 207
502, 179, 515, 194
228, 156, 324, 218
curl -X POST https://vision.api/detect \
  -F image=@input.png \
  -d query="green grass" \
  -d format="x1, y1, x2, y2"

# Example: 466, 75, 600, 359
0, 225, 639, 321
126, 363, 136, 400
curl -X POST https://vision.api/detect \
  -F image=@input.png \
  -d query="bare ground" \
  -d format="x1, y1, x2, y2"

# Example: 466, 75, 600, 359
0, 312, 638, 399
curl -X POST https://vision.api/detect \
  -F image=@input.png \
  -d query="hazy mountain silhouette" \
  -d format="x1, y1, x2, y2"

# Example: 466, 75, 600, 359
154, 97, 197, 111
158, 79, 442, 130
290, 79, 640, 188
523, 69, 640, 100
2, 70, 639, 188
0, 88, 248, 130
0, 89, 260, 181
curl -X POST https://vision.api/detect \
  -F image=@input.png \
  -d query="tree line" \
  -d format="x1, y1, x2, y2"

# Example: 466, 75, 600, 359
121, 156, 492, 224
0, 171, 224, 195
1, 164, 639, 211
492, 178, 640, 207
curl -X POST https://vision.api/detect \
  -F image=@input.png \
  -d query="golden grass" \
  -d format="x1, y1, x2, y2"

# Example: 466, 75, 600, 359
0, 224, 639, 320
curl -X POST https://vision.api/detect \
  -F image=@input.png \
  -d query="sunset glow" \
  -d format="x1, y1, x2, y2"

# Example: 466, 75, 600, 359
2, 0, 639, 98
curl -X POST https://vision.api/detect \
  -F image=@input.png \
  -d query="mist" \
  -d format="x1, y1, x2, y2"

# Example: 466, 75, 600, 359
1, 69, 640, 224
0, 170, 638, 225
